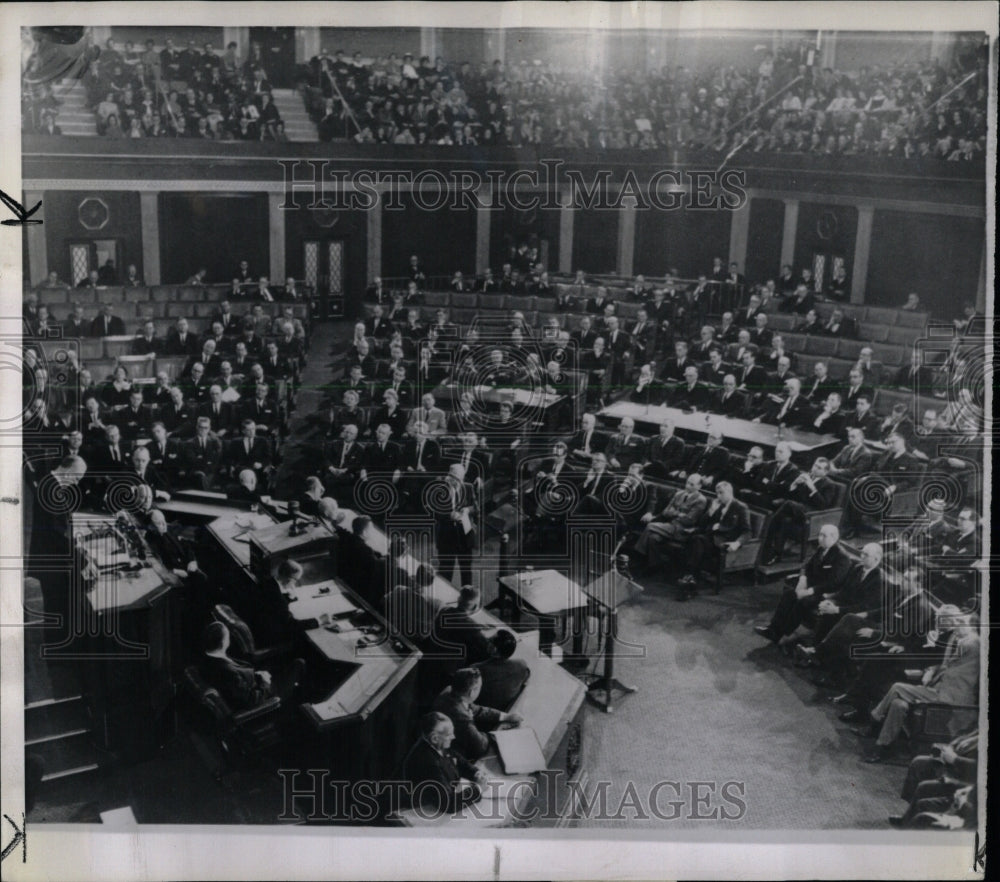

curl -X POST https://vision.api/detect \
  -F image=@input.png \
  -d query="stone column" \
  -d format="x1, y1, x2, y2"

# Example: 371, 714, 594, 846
617, 200, 636, 277
780, 199, 799, 269
268, 193, 285, 285
139, 192, 160, 286
728, 197, 750, 272
850, 205, 875, 305
367, 194, 382, 282
475, 184, 491, 273
558, 186, 575, 274
24, 190, 47, 287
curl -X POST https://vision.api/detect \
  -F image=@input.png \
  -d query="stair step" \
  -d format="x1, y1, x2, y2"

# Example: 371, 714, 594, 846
29, 730, 103, 782
25, 694, 84, 711
26, 727, 92, 747
25, 698, 91, 745
40, 763, 100, 783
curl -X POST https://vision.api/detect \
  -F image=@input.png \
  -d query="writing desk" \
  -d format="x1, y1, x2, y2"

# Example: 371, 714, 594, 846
498, 569, 590, 655
69, 511, 180, 760
598, 400, 836, 454
159, 496, 278, 570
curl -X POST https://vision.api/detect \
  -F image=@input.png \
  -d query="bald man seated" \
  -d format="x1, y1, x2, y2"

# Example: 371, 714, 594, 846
432, 667, 523, 760
403, 711, 487, 815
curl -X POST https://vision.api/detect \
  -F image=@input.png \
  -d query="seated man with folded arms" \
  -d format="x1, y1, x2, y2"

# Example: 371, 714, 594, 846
432, 667, 523, 761
403, 711, 487, 815
200, 620, 305, 712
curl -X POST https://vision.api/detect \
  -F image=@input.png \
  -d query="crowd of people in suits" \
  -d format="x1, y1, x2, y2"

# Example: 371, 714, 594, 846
22, 242, 983, 827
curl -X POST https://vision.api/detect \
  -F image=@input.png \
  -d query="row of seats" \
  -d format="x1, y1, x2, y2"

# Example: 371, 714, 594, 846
381, 287, 930, 343
30, 284, 308, 307
363, 301, 917, 368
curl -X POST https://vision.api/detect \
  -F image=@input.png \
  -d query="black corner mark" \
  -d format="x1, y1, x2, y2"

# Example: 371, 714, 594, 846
0, 813, 25, 863
0, 191, 42, 226
974, 830, 985, 873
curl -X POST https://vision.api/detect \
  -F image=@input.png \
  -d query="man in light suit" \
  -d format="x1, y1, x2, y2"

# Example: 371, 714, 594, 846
862, 611, 980, 763
407, 392, 448, 437
632, 474, 707, 571
434, 463, 478, 586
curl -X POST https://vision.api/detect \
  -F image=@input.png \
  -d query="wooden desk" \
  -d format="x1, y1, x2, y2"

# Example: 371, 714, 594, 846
498, 569, 589, 655
70, 511, 179, 760
434, 382, 565, 418
72, 512, 177, 613
598, 400, 837, 454
159, 497, 277, 570
296, 578, 421, 788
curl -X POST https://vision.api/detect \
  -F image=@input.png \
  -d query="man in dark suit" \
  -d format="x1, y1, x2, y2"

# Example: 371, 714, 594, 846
568, 413, 606, 466
739, 441, 801, 509
894, 350, 934, 394
700, 349, 732, 388
604, 416, 645, 471
758, 378, 812, 428
432, 667, 522, 761
676, 431, 730, 485
676, 482, 751, 599
211, 300, 240, 336
63, 302, 89, 338
712, 374, 747, 417
360, 422, 402, 483
131, 320, 162, 355
643, 419, 686, 479
116, 389, 153, 445
748, 313, 773, 350
828, 427, 876, 483
570, 316, 598, 352
183, 417, 223, 489
759, 457, 839, 563
323, 423, 363, 503
364, 303, 394, 341
841, 369, 875, 412
88, 303, 126, 337
628, 309, 657, 364
670, 366, 711, 411
841, 433, 923, 539
627, 363, 668, 407
810, 543, 886, 644
164, 317, 201, 356
841, 396, 880, 440
434, 464, 478, 586
241, 383, 278, 435
754, 523, 853, 645
660, 340, 696, 387
199, 385, 236, 438
575, 452, 615, 516
147, 421, 184, 483
225, 418, 272, 486
90, 424, 130, 478
200, 621, 304, 712
585, 287, 613, 316
403, 711, 486, 814
446, 432, 491, 492
736, 349, 768, 403
803, 361, 840, 404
